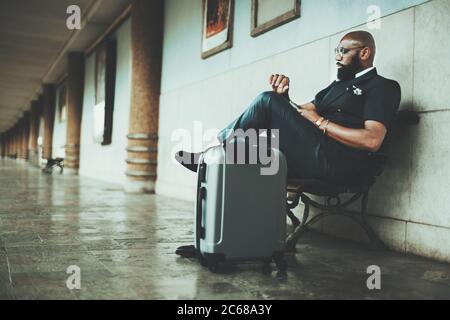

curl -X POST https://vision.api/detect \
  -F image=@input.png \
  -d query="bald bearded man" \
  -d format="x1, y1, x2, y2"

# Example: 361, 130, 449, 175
175, 30, 401, 183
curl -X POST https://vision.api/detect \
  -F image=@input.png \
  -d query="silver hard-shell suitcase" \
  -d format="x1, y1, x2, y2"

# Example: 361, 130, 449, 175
194, 142, 287, 272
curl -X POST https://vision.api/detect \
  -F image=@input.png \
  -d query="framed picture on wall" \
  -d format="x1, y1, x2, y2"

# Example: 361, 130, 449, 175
57, 83, 67, 123
93, 39, 117, 145
94, 43, 107, 144
251, 0, 301, 37
95, 43, 106, 106
201, 0, 234, 59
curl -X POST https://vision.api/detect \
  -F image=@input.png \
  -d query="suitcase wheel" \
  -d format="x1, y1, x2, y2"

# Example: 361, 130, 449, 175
207, 261, 219, 273
262, 263, 272, 275
199, 256, 208, 267
203, 253, 225, 273
272, 251, 287, 280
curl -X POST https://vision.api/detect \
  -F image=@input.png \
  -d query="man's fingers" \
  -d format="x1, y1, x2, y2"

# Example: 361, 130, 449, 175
275, 75, 284, 87
277, 75, 290, 87
279, 78, 289, 88
275, 75, 282, 87
276, 78, 289, 93
270, 74, 290, 93
270, 74, 279, 86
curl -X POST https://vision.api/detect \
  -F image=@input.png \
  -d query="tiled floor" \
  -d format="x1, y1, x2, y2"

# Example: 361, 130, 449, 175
1, 159, 450, 299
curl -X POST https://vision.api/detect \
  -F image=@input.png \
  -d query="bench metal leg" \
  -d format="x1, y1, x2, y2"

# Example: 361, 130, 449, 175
359, 190, 387, 249
286, 209, 300, 228
286, 200, 311, 252
285, 189, 386, 252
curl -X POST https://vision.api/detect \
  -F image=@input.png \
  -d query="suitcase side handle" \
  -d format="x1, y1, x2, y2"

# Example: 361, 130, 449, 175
196, 162, 207, 252
196, 186, 207, 242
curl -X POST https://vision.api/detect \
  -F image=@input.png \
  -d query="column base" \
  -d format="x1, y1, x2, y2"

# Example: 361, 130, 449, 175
63, 167, 79, 175
124, 178, 155, 193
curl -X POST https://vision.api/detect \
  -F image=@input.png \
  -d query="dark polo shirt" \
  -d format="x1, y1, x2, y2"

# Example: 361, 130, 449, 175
313, 68, 401, 130
312, 68, 401, 178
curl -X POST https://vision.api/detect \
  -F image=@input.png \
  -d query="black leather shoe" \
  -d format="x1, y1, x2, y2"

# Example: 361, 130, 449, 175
175, 244, 198, 258
175, 150, 201, 172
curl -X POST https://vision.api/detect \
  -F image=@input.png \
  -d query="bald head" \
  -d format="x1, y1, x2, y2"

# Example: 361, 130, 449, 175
340, 30, 376, 64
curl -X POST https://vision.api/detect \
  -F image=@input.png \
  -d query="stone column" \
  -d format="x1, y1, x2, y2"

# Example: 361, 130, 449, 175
14, 124, 20, 159
16, 124, 21, 159
7, 128, 11, 158
42, 84, 56, 161
1, 132, 5, 158
16, 118, 24, 160
65, 52, 84, 175
11, 126, 16, 158
28, 100, 41, 166
2, 132, 6, 158
125, 0, 163, 193
6, 131, 11, 158
11, 127, 16, 158
37, 94, 44, 166
14, 121, 19, 159
20, 111, 30, 161
0, 133, 5, 158
7, 130, 11, 157
7, 130, 10, 157
6, 130, 11, 158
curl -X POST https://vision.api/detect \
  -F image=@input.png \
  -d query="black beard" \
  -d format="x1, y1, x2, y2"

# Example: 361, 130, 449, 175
337, 55, 363, 81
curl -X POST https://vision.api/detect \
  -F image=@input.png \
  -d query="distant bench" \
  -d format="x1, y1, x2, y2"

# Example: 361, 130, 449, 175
42, 157, 64, 174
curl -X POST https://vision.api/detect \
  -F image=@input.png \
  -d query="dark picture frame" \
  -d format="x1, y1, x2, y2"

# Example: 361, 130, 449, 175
201, 0, 234, 59
93, 39, 117, 145
251, 0, 301, 37
57, 83, 67, 123
95, 44, 106, 105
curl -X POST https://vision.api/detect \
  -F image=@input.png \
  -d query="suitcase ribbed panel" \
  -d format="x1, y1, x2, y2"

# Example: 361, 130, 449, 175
195, 144, 287, 260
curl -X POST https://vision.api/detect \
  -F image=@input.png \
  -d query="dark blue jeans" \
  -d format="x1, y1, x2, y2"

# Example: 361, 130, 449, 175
217, 91, 366, 181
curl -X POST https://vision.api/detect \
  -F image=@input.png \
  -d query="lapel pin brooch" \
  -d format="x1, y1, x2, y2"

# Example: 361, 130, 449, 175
352, 85, 363, 96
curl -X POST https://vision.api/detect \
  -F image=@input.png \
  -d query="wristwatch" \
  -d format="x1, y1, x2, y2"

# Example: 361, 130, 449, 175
315, 117, 325, 127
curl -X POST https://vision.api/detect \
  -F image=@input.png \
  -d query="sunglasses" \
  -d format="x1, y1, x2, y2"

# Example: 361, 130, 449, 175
334, 46, 365, 58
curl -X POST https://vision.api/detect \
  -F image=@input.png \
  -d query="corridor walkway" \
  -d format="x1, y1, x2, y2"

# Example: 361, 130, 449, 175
1, 159, 450, 299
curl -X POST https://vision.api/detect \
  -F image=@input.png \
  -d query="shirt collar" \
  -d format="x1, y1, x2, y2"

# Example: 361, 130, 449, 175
355, 66, 375, 78
335, 66, 376, 82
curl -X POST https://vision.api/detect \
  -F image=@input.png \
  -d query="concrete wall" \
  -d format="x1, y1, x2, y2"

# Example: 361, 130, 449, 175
79, 18, 132, 186
316, 0, 450, 263
52, 85, 67, 159
160, 0, 427, 92
157, 0, 427, 199
156, 0, 450, 263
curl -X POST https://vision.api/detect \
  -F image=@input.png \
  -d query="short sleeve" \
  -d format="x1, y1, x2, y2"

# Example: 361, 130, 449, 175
363, 80, 401, 129
312, 82, 335, 108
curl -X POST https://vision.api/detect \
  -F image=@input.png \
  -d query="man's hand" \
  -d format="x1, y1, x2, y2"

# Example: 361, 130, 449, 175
299, 108, 388, 152
269, 74, 290, 95
298, 108, 321, 124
